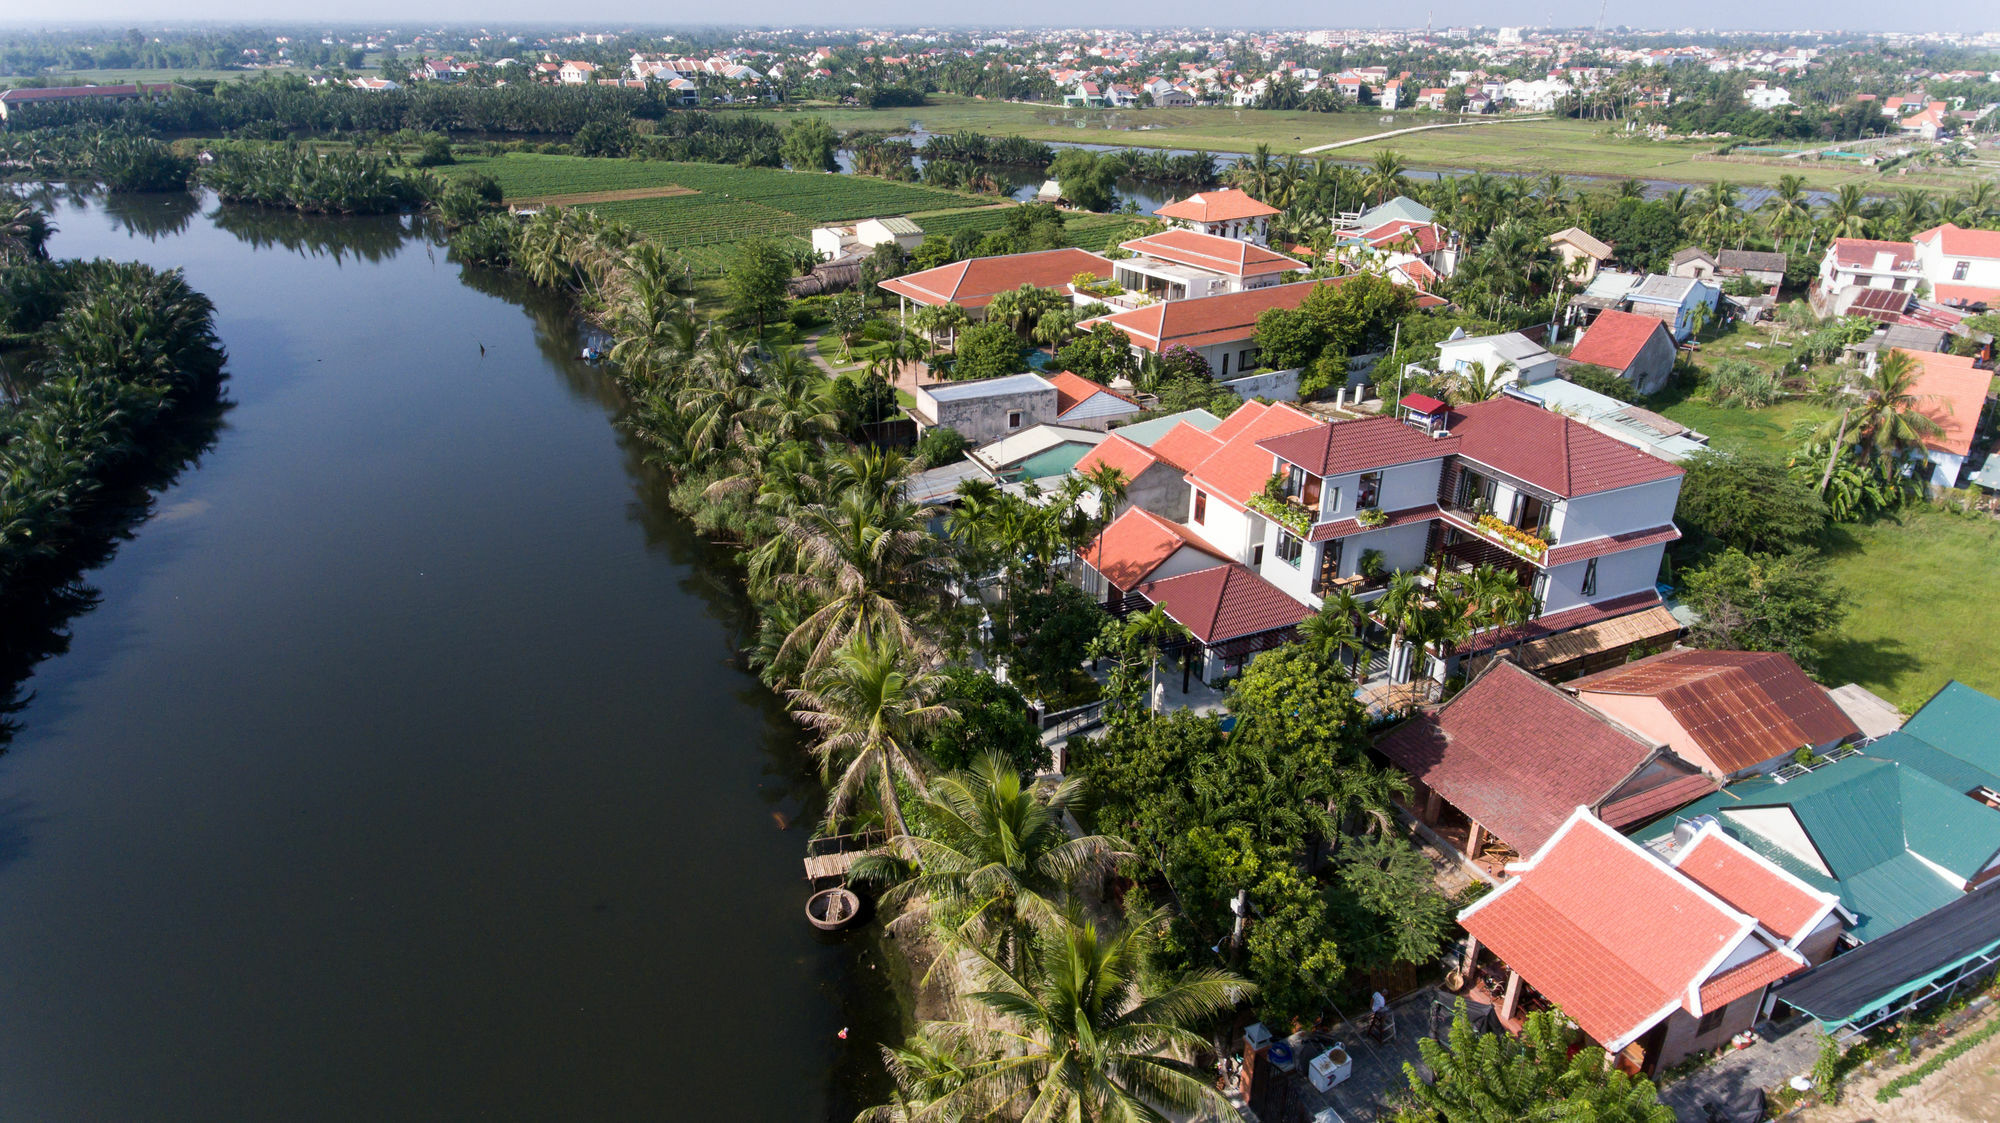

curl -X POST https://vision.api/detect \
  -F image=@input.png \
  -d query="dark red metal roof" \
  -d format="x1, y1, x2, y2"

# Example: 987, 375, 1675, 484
1569, 649, 1861, 774
1400, 392, 1447, 413
1446, 396, 1685, 498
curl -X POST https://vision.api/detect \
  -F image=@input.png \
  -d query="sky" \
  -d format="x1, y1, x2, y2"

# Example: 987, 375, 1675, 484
9, 3, 1991, 35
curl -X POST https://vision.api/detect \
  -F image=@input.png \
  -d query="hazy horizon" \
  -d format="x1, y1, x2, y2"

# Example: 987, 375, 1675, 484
3, 6, 1995, 37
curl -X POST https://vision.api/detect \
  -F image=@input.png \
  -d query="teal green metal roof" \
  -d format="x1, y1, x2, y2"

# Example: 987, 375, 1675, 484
1111, 408, 1223, 447
1899, 681, 2000, 789
1632, 754, 2000, 942
1011, 442, 1094, 481
1868, 731, 2000, 798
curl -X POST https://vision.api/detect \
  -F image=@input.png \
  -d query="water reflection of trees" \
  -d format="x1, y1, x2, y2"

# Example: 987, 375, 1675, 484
206, 203, 411, 263
0, 392, 230, 752
100, 189, 202, 241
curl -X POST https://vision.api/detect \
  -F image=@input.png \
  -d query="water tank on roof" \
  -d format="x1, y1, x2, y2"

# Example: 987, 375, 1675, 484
1672, 813, 1719, 849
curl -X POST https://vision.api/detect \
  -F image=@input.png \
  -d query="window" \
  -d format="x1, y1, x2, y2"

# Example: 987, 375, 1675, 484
1313, 539, 1343, 595
1276, 531, 1303, 568
1239, 348, 1258, 371
1220, 352, 1230, 376
1006, 410, 1023, 430
1251, 543, 1264, 566
1193, 490, 1208, 524
1323, 486, 1341, 516
1581, 557, 1598, 597
1954, 260, 1971, 281
1696, 1008, 1728, 1035
1357, 472, 1382, 509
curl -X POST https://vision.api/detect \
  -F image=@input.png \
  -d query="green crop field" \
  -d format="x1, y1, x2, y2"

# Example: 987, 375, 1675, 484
33, 67, 266, 85
905, 206, 1140, 252
440, 153, 980, 219
742, 98, 1952, 192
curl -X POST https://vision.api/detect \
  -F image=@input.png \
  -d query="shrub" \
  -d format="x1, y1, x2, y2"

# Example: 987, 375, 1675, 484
914, 425, 970, 468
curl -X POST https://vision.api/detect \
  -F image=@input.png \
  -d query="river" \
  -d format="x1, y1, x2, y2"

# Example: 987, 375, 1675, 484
0, 190, 892, 1120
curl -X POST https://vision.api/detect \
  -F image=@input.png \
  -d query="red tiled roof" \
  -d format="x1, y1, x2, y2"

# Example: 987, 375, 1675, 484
1073, 433, 1161, 482
1082, 279, 1337, 353
1831, 238, 1917, 271
1154, 188, 1280, 223
1598, 773, 1722, 831
878, 248, 1113, 310
1207, 400, 1271, 442
1377, 661, 1695, 855
1916, 223, 2000, 259
1047, 369, 1136, 416
1901, 349, 1993, 458
1118, 229, 1306, 278
1259, 414, 1453, 480
1136, 562, 1311, 644
1698, 950, 1805, 1013
1184, 403, 1321, 510
1459, 813, 1755, 1047
1447, 397, 1685, 498
1543, 524, 1682, 567
1569, 649, 1860, 774
1362, 219, 1443, 255
1932, 283, 2000, 308
1567, 309, 1672, 374
1673, 829, 1835, 944
1082, 507, 1222, 591
1147, 421, 1224, 472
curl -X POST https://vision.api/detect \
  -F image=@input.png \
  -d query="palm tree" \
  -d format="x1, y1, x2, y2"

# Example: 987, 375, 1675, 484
1452, 359, 1514, 403
1821, 184, 1873, 240
1888, 189, 1935, 240
1078, 461, 1129, 541
861, 753, 1129, 967
1947, 182, 1999, 227
1760, 173, 1813, 252
1363, 149, 1410, 205
1694, 181, 1742, 254
1228, 143, 1279, 201
0, 197, 54, 264
1812, 348, 1944, 468
788, 634, 955, 836
1377, 571, 1429, 684
856, 1031, 977, 1123
755, 479, 950, 667
903, 909, 1249, 1122
1298, 593, 1366, 672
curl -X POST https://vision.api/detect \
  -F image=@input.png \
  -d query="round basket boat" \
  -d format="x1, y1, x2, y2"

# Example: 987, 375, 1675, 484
807, 886, 861, 931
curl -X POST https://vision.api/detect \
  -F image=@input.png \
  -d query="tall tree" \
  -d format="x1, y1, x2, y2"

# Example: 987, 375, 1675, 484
1397, 1003, 1673, 1123
789, 635, 954, 835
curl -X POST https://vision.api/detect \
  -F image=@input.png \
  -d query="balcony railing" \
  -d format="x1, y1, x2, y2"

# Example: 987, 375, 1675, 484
1440, 502, 1551, 565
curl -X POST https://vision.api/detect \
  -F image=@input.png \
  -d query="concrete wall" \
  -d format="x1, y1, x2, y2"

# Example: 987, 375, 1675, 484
1576, 691, 1741, 778
1626, 329, 1681, 396
1186, 491, 1262, 565
1655, 991, 1763, 1072
918, 387, 1057, 445
1121, 463, 1193, 521
1219, 367, 1302, 402
1321, 459, 1445, 520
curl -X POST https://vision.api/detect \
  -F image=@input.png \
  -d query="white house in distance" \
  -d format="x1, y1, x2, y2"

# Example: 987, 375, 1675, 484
1432, 330, 1560, 387
1082, 394, 1686, 683
1108, 229, 1306, 302
810, 217, 925, 263
1153, 188, 1280, 246
1810, 226, 2000, 316
558, 60, 597, 84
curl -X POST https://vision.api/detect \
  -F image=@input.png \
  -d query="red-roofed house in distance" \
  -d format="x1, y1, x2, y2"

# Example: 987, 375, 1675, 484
1458, 809, 1838, 1074
1153, 188, 1280, 246
1110, 229, 1305, 302
1376, 659, 1717, 875
1912, 224, 2000, 310
1134, 562, 1313, 681
1891, 348, 1996, 487
881, 247, 1113, 319
1045, 370, 1141, 430
1565, 309, 1679, 395
1568, 648, 1862, 779
1080, 279, 1342, 382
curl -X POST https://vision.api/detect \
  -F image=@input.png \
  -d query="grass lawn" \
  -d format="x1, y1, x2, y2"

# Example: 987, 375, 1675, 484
1654, 393, 1837, 460
1818, 509, 2000, 711
744, 99, 1911, 191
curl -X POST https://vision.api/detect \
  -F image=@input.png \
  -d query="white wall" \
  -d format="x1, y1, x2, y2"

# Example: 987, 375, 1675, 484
1185, 491, 1261, 564
1539, 542, 1665, 615
1321, 459, 1445, 520
1550, 477, 1681, 545
1915, 238, 2000, 290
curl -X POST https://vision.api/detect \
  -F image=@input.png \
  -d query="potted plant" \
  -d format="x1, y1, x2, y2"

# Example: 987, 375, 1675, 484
1359, 549, 1387, 581
1356, 507, 1388, 528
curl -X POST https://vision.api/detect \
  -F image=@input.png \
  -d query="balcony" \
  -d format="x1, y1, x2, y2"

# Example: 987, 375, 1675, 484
1439, 502, 1551, 565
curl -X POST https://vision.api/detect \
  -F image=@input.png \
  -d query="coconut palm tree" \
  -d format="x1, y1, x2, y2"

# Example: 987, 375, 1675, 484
1694, 181, 1742, 254
1228, 143, 1279, 201
855, 1031, 977, 1123
788, 634, 955, 836
1887, 189, 1935, 240
1363, 149, 1411, 205
860, 753, 1129, 967
902, 909, 1249, 1123
1452, 359, 1514, 403
1821, 184, 1874, 240
1947, 182, 1999, 227
1377, 571, 1429, 684
1812, 348, 1944, 468
1298, 594, 1366, 673
1760, 173, 1813, 252
1078, 461, 1129, 542
769, 488, 954, 668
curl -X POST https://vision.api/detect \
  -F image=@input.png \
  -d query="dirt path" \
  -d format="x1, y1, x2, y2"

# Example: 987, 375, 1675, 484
511, 185, 699, 206
1300, 116, 1551, 154
1807, 1014, 2000, 1122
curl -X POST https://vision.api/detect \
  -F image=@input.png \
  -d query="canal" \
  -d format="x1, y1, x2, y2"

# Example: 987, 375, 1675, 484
0, 191, 891, 1120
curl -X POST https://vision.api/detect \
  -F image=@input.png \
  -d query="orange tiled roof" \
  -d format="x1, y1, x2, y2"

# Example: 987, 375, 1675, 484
1118, 229, 1305, 278
1902, 348, 1995, 458
878, 248, 1113, 310
1154, 188, 1280, 223
1148, 420, 1225, 472
1184, 402, 1321, 511
1081, 506, 1221, 591
1673, 829, 1838, 944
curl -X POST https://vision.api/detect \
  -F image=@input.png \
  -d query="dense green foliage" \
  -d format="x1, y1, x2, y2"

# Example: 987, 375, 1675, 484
1683, 548, 1847, 671
1676, 449, 1829, 556
1, 250, 226, 593
1397, 1004, 1673, 1123
200, 143, 429, 214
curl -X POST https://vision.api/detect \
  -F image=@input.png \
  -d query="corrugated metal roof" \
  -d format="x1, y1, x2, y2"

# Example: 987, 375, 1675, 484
1900, 681, 2000, 787
1570, 649, 1858, 774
